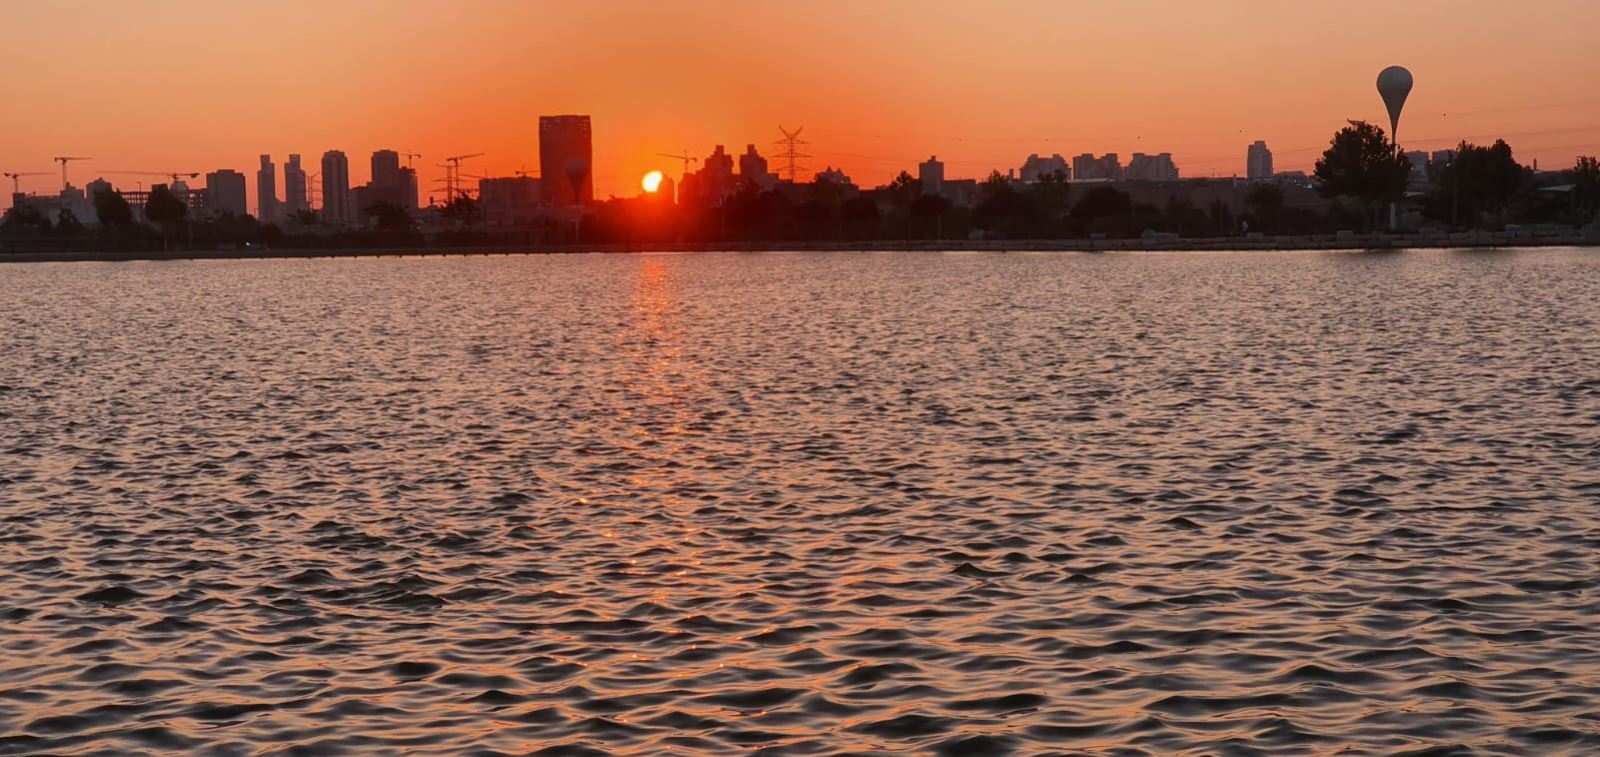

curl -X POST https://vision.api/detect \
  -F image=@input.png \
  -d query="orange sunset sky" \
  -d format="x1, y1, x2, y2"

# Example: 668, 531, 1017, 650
5, 0, 1598, 208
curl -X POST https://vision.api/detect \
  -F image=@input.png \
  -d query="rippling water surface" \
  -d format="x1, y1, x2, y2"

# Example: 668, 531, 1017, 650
2, 248, 1599, 755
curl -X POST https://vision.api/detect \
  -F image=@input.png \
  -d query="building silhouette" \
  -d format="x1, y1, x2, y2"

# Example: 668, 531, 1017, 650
704, 145, 734, 188
256, 155, 278, 222
679, 145, 735, 206
1020, 154, 1071, 182
205, 170, 248, 218
815, 166, 853, 185
371, 150, 402, 191
353, 149, 418, 218
738, 144, 778, 191
1127, 152, 1179, 181
539, 115, 593, 206
919, 155, 945, 195
283, 155, 307, 217
321, 151, 351, 225
1073, 153, 1123, 181
1247, 141, 1273, 180
478, 176, 543, 226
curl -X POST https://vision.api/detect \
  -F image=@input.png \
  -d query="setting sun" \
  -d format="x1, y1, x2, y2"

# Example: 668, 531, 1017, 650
641, 170, 663, 193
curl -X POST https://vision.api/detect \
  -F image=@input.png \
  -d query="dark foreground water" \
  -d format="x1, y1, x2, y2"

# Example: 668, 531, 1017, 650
2, 248, 1598, 756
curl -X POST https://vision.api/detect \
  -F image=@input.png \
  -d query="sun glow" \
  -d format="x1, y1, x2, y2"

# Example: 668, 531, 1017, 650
641, 170, 664, 193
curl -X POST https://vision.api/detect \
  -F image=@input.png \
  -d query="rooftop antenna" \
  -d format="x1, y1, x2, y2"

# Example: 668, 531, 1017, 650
773, 126, 810, 183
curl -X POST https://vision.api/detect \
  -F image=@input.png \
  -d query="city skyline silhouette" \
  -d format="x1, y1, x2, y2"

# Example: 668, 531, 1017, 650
4, 0, 1597, 206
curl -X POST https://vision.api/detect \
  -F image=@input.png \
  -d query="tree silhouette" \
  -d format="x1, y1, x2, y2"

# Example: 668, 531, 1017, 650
1313, 120, 1411, 229
793, 198, 832, 240
1244, 183, 1285, 233
441, 192, 481, 228
1431, 140, 1526, 228
730, 187, 796, 240
0, 203, 52, 236
909, 193, 951, 238
1575, 155, 1600, 220
887, 171, 921, 206
807, 173, 848, 208
1029, 170, 1072, 235
144, 184, 188, 250
841, 196, 881, 240
975, 171, 1032, 236
1161, 196, 1202, 236
365, 202, 414, 233
1071, 186, 1133, 221
54, 207, 85, 237
93, 189, 134, 228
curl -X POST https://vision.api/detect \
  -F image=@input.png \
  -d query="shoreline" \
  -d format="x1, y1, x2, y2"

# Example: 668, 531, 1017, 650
1, 231, 1595, 263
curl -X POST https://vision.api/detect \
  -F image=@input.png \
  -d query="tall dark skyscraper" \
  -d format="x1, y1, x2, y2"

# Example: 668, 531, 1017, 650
256, 155, 278, 223
284, 154, 307, 216
371, 150, 401, 190
539, 115, 593, 206
321, 150, 350, 225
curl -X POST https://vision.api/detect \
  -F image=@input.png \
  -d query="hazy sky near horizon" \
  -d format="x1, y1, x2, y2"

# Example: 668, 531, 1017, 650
4, 0, 1598, 206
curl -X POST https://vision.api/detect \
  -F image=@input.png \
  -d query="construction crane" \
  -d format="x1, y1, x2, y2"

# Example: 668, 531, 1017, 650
105, 170, 201, 184
658, 151, 699, 177
52, 156, 92, 190
432, 172, 487, 200
3, 172, 48, 194
402, 151, 422, 169
439, 153, 484, 199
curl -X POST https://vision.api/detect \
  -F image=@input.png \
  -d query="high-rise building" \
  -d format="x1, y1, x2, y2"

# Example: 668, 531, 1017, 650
401, 167, 418, 210
738, 144, 776, 190
1430, 149, 1456, 168
321, 151, 351, 225
1020, 154, 1071, 182
539, 115, 593, 206
919, 155, 945, 195
371, 150, 401, 190
206, 170, 249, 218
1247, 141, 1274, 180
678, 145, 736, 207
256, 155, 278, 222
1072, 153, 1123, 181
352, 149, 418, 218
283, 154, 307, 217
1127, 153, 1179, 181
704, 145, 734, 187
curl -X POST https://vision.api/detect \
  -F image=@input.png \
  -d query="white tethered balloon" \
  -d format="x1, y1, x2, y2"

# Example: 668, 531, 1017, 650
1377, 66, 1414, 145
